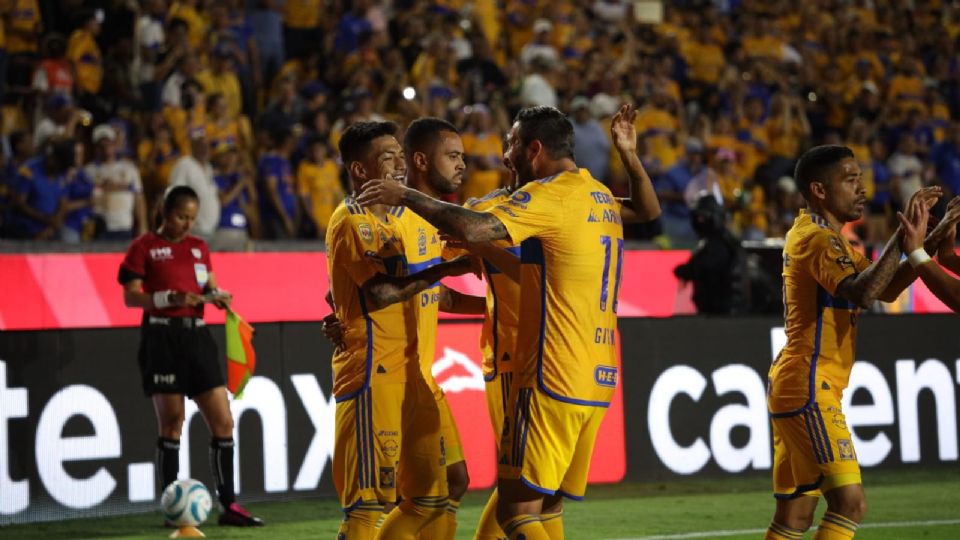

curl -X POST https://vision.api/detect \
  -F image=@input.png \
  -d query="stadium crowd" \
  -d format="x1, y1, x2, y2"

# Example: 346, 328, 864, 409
0, 0, 959, 251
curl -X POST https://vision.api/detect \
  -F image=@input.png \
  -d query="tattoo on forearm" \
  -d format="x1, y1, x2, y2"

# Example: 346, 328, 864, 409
403, 189, 506, 242
859, 232, 904, 302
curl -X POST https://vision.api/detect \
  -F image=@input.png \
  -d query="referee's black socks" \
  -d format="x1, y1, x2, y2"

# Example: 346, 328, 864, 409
156, 437, 180, 492
209, 437, 236, 507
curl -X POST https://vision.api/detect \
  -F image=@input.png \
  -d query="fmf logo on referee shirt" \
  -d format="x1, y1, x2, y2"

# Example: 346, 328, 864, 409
149, 247, 172, 260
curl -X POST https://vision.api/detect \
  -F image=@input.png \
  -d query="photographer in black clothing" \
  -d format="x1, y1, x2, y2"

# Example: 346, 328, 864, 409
674, 193, 747, 315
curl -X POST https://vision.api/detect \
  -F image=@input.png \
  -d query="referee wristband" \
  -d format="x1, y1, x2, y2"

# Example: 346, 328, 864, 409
152, 290, 174, 309
907, 248, 932, 268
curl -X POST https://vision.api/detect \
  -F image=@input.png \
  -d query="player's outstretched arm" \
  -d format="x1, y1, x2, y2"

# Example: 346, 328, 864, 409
361, 256, 476, 311
611, 103, 661, 223
453, 240, 520, 283
357, 179, 509, 243
439, 284, 486, 314
898, 198, 960, 312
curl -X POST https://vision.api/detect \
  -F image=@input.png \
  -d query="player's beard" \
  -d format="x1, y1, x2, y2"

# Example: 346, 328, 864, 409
427, 166, 462, 195
512, 155, 536, 185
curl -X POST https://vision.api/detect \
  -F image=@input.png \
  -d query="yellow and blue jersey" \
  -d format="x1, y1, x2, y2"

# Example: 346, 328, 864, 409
464, 189, 521, 380
769, 209, 871, 415
326, 198, 413, 401
486, 169, 624, 407
391, 206, 446, 398
67, 29, 102, 94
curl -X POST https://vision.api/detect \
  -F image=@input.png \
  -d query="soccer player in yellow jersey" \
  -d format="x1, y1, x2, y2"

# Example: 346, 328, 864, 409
327, 121, 476, 540
394, 117, 487, 540
765, 145, 942, 540
358, 106, 661, 540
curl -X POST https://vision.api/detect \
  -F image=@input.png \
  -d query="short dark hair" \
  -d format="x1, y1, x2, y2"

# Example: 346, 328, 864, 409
338, 121, 399, 166
403, 117, 459, 156
515, 106, 575, 160
793, 145, 855, 198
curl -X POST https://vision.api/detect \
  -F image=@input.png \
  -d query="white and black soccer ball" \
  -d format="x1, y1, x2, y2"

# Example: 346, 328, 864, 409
161, 479, 212, 527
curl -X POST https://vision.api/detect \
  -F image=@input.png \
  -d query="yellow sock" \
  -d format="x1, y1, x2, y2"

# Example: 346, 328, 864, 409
417, 499, 458, 540
540, 510, 563, 539
444, 500, 460, 540
501, 514, 550, 540
813, 512, 858, 539
474, 489, 506, 540
338, 506, 383, 540
378, 496, 447, 540
765, 521, 805, 539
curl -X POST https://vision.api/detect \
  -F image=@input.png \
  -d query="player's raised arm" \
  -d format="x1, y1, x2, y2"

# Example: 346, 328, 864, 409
610, 103, 661, 223
357, 178, 510, 244
899, 199, 960, 312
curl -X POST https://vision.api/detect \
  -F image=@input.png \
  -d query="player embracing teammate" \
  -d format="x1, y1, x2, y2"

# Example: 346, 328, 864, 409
333, 105, 658, 540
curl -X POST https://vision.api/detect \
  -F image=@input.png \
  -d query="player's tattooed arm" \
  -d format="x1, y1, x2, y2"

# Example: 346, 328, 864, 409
357, 179, 509, 243
439, 284, 486, 314
361, 257, 475, 311
401, 188, 508, 243
838, 228, 905, 308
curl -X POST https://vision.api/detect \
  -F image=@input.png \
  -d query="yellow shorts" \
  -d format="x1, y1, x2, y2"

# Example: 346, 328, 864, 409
485, 371, 515, 447
771, 399, 862, 499
437, 391, 465, 466
498, 386, 606, 499
334, 377, 448, 511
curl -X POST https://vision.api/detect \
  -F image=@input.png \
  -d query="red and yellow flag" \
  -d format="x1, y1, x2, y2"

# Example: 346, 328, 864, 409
225, 309, 256, 398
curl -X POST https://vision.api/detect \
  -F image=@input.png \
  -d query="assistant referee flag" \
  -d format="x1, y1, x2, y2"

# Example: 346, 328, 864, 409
225, 309, 256, 398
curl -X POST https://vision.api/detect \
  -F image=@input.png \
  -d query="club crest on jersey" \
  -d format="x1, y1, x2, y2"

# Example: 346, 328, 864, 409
379, 467, 395, 488
191, 248, 202, 260
418, 227, 427, 256
358, 223, 373, 243
150, 247, 173, 260
837, 439, 856, 461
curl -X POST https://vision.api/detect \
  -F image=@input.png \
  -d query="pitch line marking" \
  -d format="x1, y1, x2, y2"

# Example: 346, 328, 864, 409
611, 518, 960, 540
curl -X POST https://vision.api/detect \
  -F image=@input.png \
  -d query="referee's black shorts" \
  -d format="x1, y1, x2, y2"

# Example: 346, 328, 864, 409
138, 316, 225, 398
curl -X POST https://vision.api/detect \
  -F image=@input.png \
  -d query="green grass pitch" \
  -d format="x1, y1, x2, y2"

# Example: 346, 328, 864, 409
4, 468, 957, 539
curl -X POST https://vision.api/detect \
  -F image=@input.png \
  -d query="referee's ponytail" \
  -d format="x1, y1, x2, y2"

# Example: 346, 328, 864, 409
154, 185, 200, 228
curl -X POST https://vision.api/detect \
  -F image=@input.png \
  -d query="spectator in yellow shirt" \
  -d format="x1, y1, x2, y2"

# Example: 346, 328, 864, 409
635, 90, 681, 171
684, 23, 726, 92
197, 45, 243, 120
283, 0, 323, 60
296, 134, 342, 238
168, 0, 206, 51
67, 10, 103, 103
460, 105, 505, 202
5, 0, 40, 56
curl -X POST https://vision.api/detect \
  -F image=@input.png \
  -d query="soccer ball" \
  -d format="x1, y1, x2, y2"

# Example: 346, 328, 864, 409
161, 479, 212, 527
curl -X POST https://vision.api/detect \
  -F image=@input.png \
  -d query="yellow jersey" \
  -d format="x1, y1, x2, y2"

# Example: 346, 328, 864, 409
67, 29, 102, 94
196, 70, 242, 120
326, 198, 414, 401
297, 159, 344, 234
769, 210, 871, 414
391, 206, 446, 398
283, 0, 322, 29
486, 169, 624, 407
6, 0, 40, 54
464, 190, 521, 379
461, 132, 504, 202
